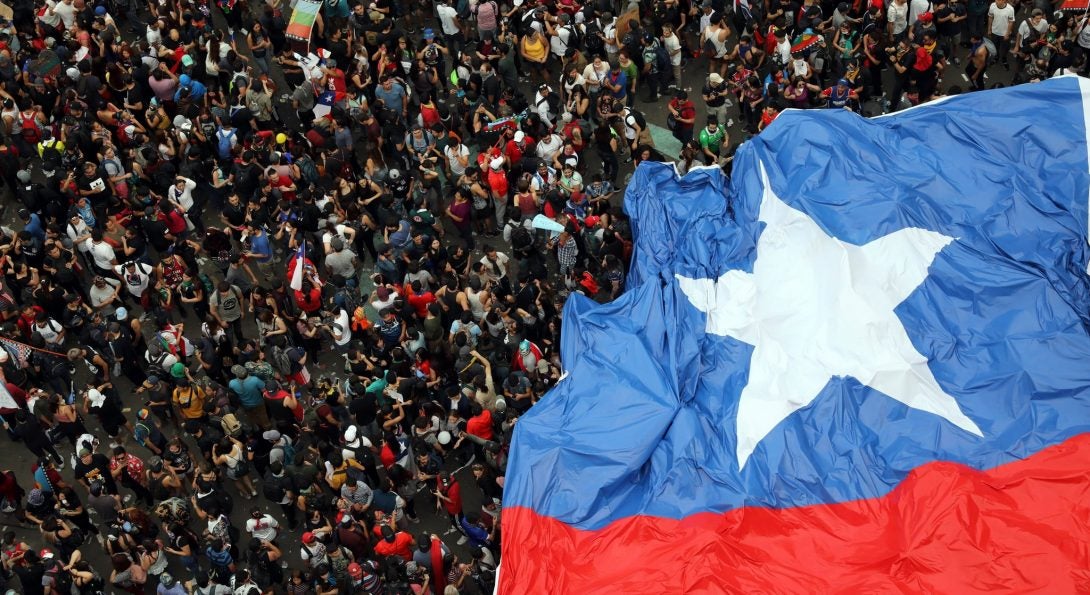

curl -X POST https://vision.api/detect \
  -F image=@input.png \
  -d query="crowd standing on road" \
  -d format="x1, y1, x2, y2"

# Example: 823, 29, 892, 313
0, 0, 1084, 592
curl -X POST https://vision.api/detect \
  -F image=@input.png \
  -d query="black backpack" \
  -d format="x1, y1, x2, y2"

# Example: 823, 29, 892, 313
262, 476, 285, 502
563, 24, 582, 52
583, 19, 604, 54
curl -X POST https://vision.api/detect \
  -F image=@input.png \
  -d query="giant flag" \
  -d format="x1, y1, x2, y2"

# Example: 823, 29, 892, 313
499, 76, 1090, 593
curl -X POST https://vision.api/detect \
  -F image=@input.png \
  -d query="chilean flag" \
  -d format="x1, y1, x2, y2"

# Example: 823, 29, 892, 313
500, 77, 1090, 593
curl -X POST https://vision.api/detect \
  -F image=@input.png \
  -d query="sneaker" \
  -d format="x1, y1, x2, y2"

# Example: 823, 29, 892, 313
444, 526, 458, 535
457, 536, 468, 545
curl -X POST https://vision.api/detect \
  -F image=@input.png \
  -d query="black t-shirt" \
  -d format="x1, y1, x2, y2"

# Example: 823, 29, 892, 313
74, 453, 116, 493
14, 562, 46, 595
141, 216, 172, 252
78, 167, 112, 205
349, 391, 378, 426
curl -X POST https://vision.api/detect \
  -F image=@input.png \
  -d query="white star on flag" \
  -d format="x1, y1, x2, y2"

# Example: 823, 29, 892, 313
677, 163, 983, 469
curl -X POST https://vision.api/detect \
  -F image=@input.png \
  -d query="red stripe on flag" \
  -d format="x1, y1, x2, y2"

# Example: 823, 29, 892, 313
499, 433, 1090, 594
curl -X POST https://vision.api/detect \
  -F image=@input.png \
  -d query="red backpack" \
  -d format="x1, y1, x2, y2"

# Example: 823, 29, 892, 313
20, 112, 41, 145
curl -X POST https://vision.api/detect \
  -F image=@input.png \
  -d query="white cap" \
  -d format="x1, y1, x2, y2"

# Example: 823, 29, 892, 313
490, 156, 505, 170
124, 125, 136, 137
514, 130, 525, 142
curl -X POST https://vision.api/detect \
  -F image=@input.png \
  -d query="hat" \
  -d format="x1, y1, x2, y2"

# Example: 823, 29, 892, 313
78, 448, 91, 457
585, 215, 601, 227
344, 425, 358, 443
514, 130, 526, 142
170, 362, 186, 378
66, 67, 80, 80
302, 532, 317, 544
914, 47, 933, 70
147, 375, 160, 384
276, 132, 288, 144
16, 169, 30, 183
423, 28, 435, 39
39, 548, 54, 560
490, 156, 504, 170
124, 125, 136, 137
114, 306, 128, 321
348, 562, 363, 578
380, 525, 396, 543
837, 78, 850, 86
95, 5, 106, 14
181, 54, 194, 67
138, 409, 150, 420
263, 429, 282, 441
918, 11, 933, 22
376, 287, 390, 301
160, 573, 175, 587
231, 364, 248, 378
708, 73, 724, 84
519, 340, 531, 354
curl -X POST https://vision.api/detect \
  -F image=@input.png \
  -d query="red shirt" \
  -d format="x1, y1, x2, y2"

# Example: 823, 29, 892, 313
295, 287, 323, 313
466, 410, 494, 441
407, 289, 436, 318
486, 168, 509, 199
438, 480, 463, 515
373, 531, 414, 560
504, 139, 525, 164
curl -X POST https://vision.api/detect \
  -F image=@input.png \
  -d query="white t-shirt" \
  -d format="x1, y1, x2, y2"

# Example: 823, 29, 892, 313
169, 178, 197, 212
582, 62, 610, 92
436, 4, 460, 35
90, 241, 116, 270
52, 0, 77, 28
1017, 17, 1048, 42
988, 2, 1015, 36
332, 309, 352, 347
536, 134, 563, 162
550, 25, 576, 58
444, 144, 470, 177
888, 1, 909, 34
115, 262, 153, 297
39, 1, 62, 27
908, 0, 931, 24
246, 515, 280, 542
89, 278, 121, 312
663, 33, 682, 66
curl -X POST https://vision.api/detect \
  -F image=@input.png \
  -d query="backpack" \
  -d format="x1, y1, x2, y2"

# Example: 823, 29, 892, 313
220, 412, 243, 437
44, 559, 74, 595
655, 43, 671, 72
511, 225, 533, 251
267, 344, 294, 376
198, 272, 215, 296
563, 24, 582, 52
980, 37, 998, 66
545, 91, 561, 115
583, 19, 604, 54
216, 128, 236, 160
20, 112, 41, 144
333, 286, 359, 313
296, 154, 320, 187
262, 476, 285, 501
623, 107, 646, 129
272, 439, 297, 466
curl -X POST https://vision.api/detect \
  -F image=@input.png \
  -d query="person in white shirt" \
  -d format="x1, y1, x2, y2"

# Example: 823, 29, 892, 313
547, 13, 579, 60
535, 132, 563, 164
887, 0, 910, 39
533, 84, 557, 127
444, 141, 470, 178
114, 260, 154, 301
1013, 8, 1048, 70
38, 0, 63, 31
88, 230, 117, 276
89, 276, 122, 315
582, 55, 611, 100
168, 176, 196, 213
331, 309, 352, 349
662, 23, 683, 90
246, 509, 280, 542
51, 0, 77, 29
435, 0, 463, 51
987, 0, 1016, 67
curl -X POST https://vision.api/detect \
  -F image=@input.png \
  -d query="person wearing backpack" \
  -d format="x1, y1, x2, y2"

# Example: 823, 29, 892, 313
966, 32, 991, 90
214, 122, 238, 163
641, 33, 669, 102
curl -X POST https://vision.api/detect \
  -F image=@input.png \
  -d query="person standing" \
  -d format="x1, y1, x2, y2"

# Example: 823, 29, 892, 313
987, 0, 1016, 70
667, 90, 697, 144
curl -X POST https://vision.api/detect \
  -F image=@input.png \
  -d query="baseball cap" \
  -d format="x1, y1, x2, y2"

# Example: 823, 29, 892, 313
423, 28, 435, 39
302, 532, 317, 544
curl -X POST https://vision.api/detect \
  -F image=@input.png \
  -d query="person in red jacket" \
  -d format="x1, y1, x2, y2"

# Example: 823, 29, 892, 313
372, 520, 414, 561
294, 280, 323, 314
434, 471, 467, 544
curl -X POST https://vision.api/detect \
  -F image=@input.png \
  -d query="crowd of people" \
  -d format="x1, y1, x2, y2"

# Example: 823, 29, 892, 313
0, 0, 1083, 591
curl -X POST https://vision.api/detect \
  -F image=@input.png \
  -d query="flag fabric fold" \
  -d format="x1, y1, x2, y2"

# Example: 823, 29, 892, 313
500, 76, 1090, 593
